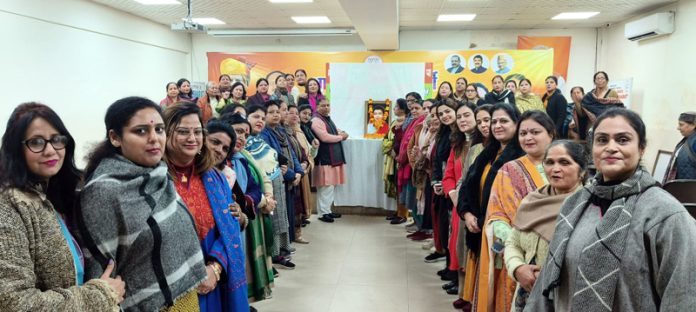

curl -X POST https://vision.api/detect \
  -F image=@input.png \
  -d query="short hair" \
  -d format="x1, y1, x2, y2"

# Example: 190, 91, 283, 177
451, 55, 461, 61
0, 102, 81, 215
163, 102, 216, 175
593, 71, 609, 82
592, 108, 647, 150
679, 112, 696, 124
474, 55, 483, 61
230, 82, 247, 100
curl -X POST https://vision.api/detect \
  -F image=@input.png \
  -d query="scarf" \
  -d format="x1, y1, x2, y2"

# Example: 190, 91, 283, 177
200, 169, 250, 312
490, 89, 512, 103
581, 89, 624, 116
231, 153, 249, 192
513, 184, 580, 242
267, 126, 295, 171
314, 113, 346, 166
77, 155, 207, 311
540, 169, 657, 310
308, 93, 324, 111
245, 134, 281, 181
301, 121, 316, 143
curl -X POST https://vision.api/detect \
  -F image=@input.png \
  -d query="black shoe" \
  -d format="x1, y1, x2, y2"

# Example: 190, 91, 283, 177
272, 256, 296, 270
318, 214, 334, 223
446, 285, 459, 295
250, 306, 258, 312
390, 217, 407, 224
442, 281, 457, 290
386, 215, 396, 221
329, 212, 342, 218
437, 268, 448, 276
302, 219, 311, 225
424, 252, 446, 263
441, 270, 457, 281
272, 267, 279, 278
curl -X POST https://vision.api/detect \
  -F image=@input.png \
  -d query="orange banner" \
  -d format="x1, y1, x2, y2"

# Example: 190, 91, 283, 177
517, 36, 571, 82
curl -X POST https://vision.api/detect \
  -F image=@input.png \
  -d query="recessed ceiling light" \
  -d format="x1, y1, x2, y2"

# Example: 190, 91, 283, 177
437, 14, 476, 22
270, 0, 313, 3
182, 17, 226, 25
551, 12, 599, 20
133, 0, 180, 4
291, 16, 332, 24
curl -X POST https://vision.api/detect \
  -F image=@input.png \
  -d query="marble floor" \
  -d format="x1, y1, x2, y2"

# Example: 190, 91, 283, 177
251, 215, 455, 312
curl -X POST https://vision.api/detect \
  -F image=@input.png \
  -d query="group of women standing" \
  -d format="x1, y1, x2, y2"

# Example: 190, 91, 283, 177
383, 71, 696, 312
0, 70, 334, 311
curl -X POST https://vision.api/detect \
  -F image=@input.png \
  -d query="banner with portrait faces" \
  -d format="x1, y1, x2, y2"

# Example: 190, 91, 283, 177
207, 49, 553, 99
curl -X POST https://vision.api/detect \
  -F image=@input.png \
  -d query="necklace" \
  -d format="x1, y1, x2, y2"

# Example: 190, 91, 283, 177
171, 162, 194, 184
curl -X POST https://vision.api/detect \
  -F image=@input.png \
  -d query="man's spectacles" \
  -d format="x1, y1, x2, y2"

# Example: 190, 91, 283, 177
22, 135, 68, 153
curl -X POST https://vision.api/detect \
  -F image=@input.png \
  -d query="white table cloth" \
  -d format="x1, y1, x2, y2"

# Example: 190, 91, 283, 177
333, 138, 397, 211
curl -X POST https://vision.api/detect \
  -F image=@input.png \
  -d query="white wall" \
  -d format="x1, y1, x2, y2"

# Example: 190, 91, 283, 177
191, 28, 598, 94
0, 0, 191, 166
597, 0, 696, 169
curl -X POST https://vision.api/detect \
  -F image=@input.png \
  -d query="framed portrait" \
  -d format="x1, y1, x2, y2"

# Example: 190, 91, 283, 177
364, 99, 391, 139
652, 149, 673, 182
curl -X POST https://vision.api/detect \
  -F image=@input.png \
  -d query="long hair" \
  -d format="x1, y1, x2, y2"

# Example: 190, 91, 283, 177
478, 102, 522, 162
471, 104, 493, 147
305, 78, 323, 96
231, 81, 247, 100
84, 97, 163, 180
177, 78, 193, 98
452, 101, 480, 158
163, 102, 217, 175
0, 102, 81, 215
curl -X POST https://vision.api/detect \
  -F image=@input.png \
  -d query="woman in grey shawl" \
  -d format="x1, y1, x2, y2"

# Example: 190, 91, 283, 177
77, 97, 207, 312
525, 108, 696, 312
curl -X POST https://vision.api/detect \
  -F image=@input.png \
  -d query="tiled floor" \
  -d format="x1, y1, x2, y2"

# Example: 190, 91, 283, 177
252, 215, 455, 312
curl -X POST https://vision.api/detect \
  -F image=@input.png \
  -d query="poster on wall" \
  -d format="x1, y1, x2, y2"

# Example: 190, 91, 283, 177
517, 36, 571, 91
608, 78, 633, 109
207, 50, 554, 98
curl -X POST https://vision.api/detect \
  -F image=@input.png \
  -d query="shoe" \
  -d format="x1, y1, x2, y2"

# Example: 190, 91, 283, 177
294, 237, 310, 244
404, 221, 416, 228
462, 301, 472, 312
318, 214, 334, 223
441, 270, 457, 281
422, 240, 434, 250
390, 217, 407, 225
446, 286, 459, 295
272, 256, 296, 270
279, 250, 292, 259
410, 231, 432, 241
424, 252, 446, 263
272, 267, 279, 278
437, 268, 448, 276
250, 306, 258, 312
386, 215, 396, 221
329, 212, 342, 218
442, 281, 457, 290
302, 219, 311, 225
452, 298, 466, 310
406, 231, 421, 238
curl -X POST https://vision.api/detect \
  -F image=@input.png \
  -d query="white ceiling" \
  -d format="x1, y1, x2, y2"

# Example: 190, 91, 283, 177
91, 0, 676, 49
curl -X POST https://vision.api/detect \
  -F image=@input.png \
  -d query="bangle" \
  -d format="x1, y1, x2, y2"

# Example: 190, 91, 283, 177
207, 262, 222, 281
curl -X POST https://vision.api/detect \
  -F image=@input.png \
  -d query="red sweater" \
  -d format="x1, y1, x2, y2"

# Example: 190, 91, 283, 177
442, 148, 462, 198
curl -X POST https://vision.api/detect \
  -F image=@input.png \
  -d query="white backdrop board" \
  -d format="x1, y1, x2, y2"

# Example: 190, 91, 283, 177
327, 63, 426, 138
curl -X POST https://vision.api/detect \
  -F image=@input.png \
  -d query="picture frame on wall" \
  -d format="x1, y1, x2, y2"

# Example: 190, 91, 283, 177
652, 149, 673, 183
364, 99, 391, 139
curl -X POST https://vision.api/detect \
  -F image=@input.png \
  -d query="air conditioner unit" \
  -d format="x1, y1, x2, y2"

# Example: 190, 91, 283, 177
624, 12, 674, 41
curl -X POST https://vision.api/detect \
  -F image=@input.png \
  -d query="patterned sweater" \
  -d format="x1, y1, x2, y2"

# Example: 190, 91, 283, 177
0, 187, 119, 312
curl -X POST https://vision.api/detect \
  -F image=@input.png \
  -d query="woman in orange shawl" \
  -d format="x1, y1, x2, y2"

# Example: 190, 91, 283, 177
475, 110, 555, 312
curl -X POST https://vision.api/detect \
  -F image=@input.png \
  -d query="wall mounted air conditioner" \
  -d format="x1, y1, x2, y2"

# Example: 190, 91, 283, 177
624, 12, 674, 41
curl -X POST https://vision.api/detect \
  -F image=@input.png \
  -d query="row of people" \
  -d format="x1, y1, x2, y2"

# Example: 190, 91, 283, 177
382, 90, 696, 311
0, 93, 348, 311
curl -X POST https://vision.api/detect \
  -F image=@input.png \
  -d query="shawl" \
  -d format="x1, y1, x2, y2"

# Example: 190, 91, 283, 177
301, 121, 316, 143
77, 155, 207, 311
245, 134, 281, 181
485, 89, 515, 105
398, 115, 425, 189
314, 113, 346, 166
265, 126, 295, 171
515, 93, 544, 113
539, 169, 657, 310
513, 184, 580, 242
271, 88, 296, 106
457, 143, 525, 253
432, 126, 452, 182
581, 89, 624, 117
199, 169, 249, 312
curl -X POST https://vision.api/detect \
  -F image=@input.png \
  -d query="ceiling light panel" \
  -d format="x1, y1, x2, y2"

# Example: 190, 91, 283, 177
291, 16, 332, 24
133, 0, 180, 4
185, 17, 226, 25
551, 12, 600, 20
437, 14, 476, 22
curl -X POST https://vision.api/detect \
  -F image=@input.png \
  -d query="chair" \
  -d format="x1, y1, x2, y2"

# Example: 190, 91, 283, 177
663, 180, 696, 219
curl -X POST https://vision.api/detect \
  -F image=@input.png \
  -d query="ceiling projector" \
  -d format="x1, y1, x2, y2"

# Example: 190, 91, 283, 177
171, 20, 207, 33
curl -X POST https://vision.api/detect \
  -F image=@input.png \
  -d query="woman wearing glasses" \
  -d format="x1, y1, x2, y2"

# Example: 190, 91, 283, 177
0, 103, 124, 311
464, 84, 485, 106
